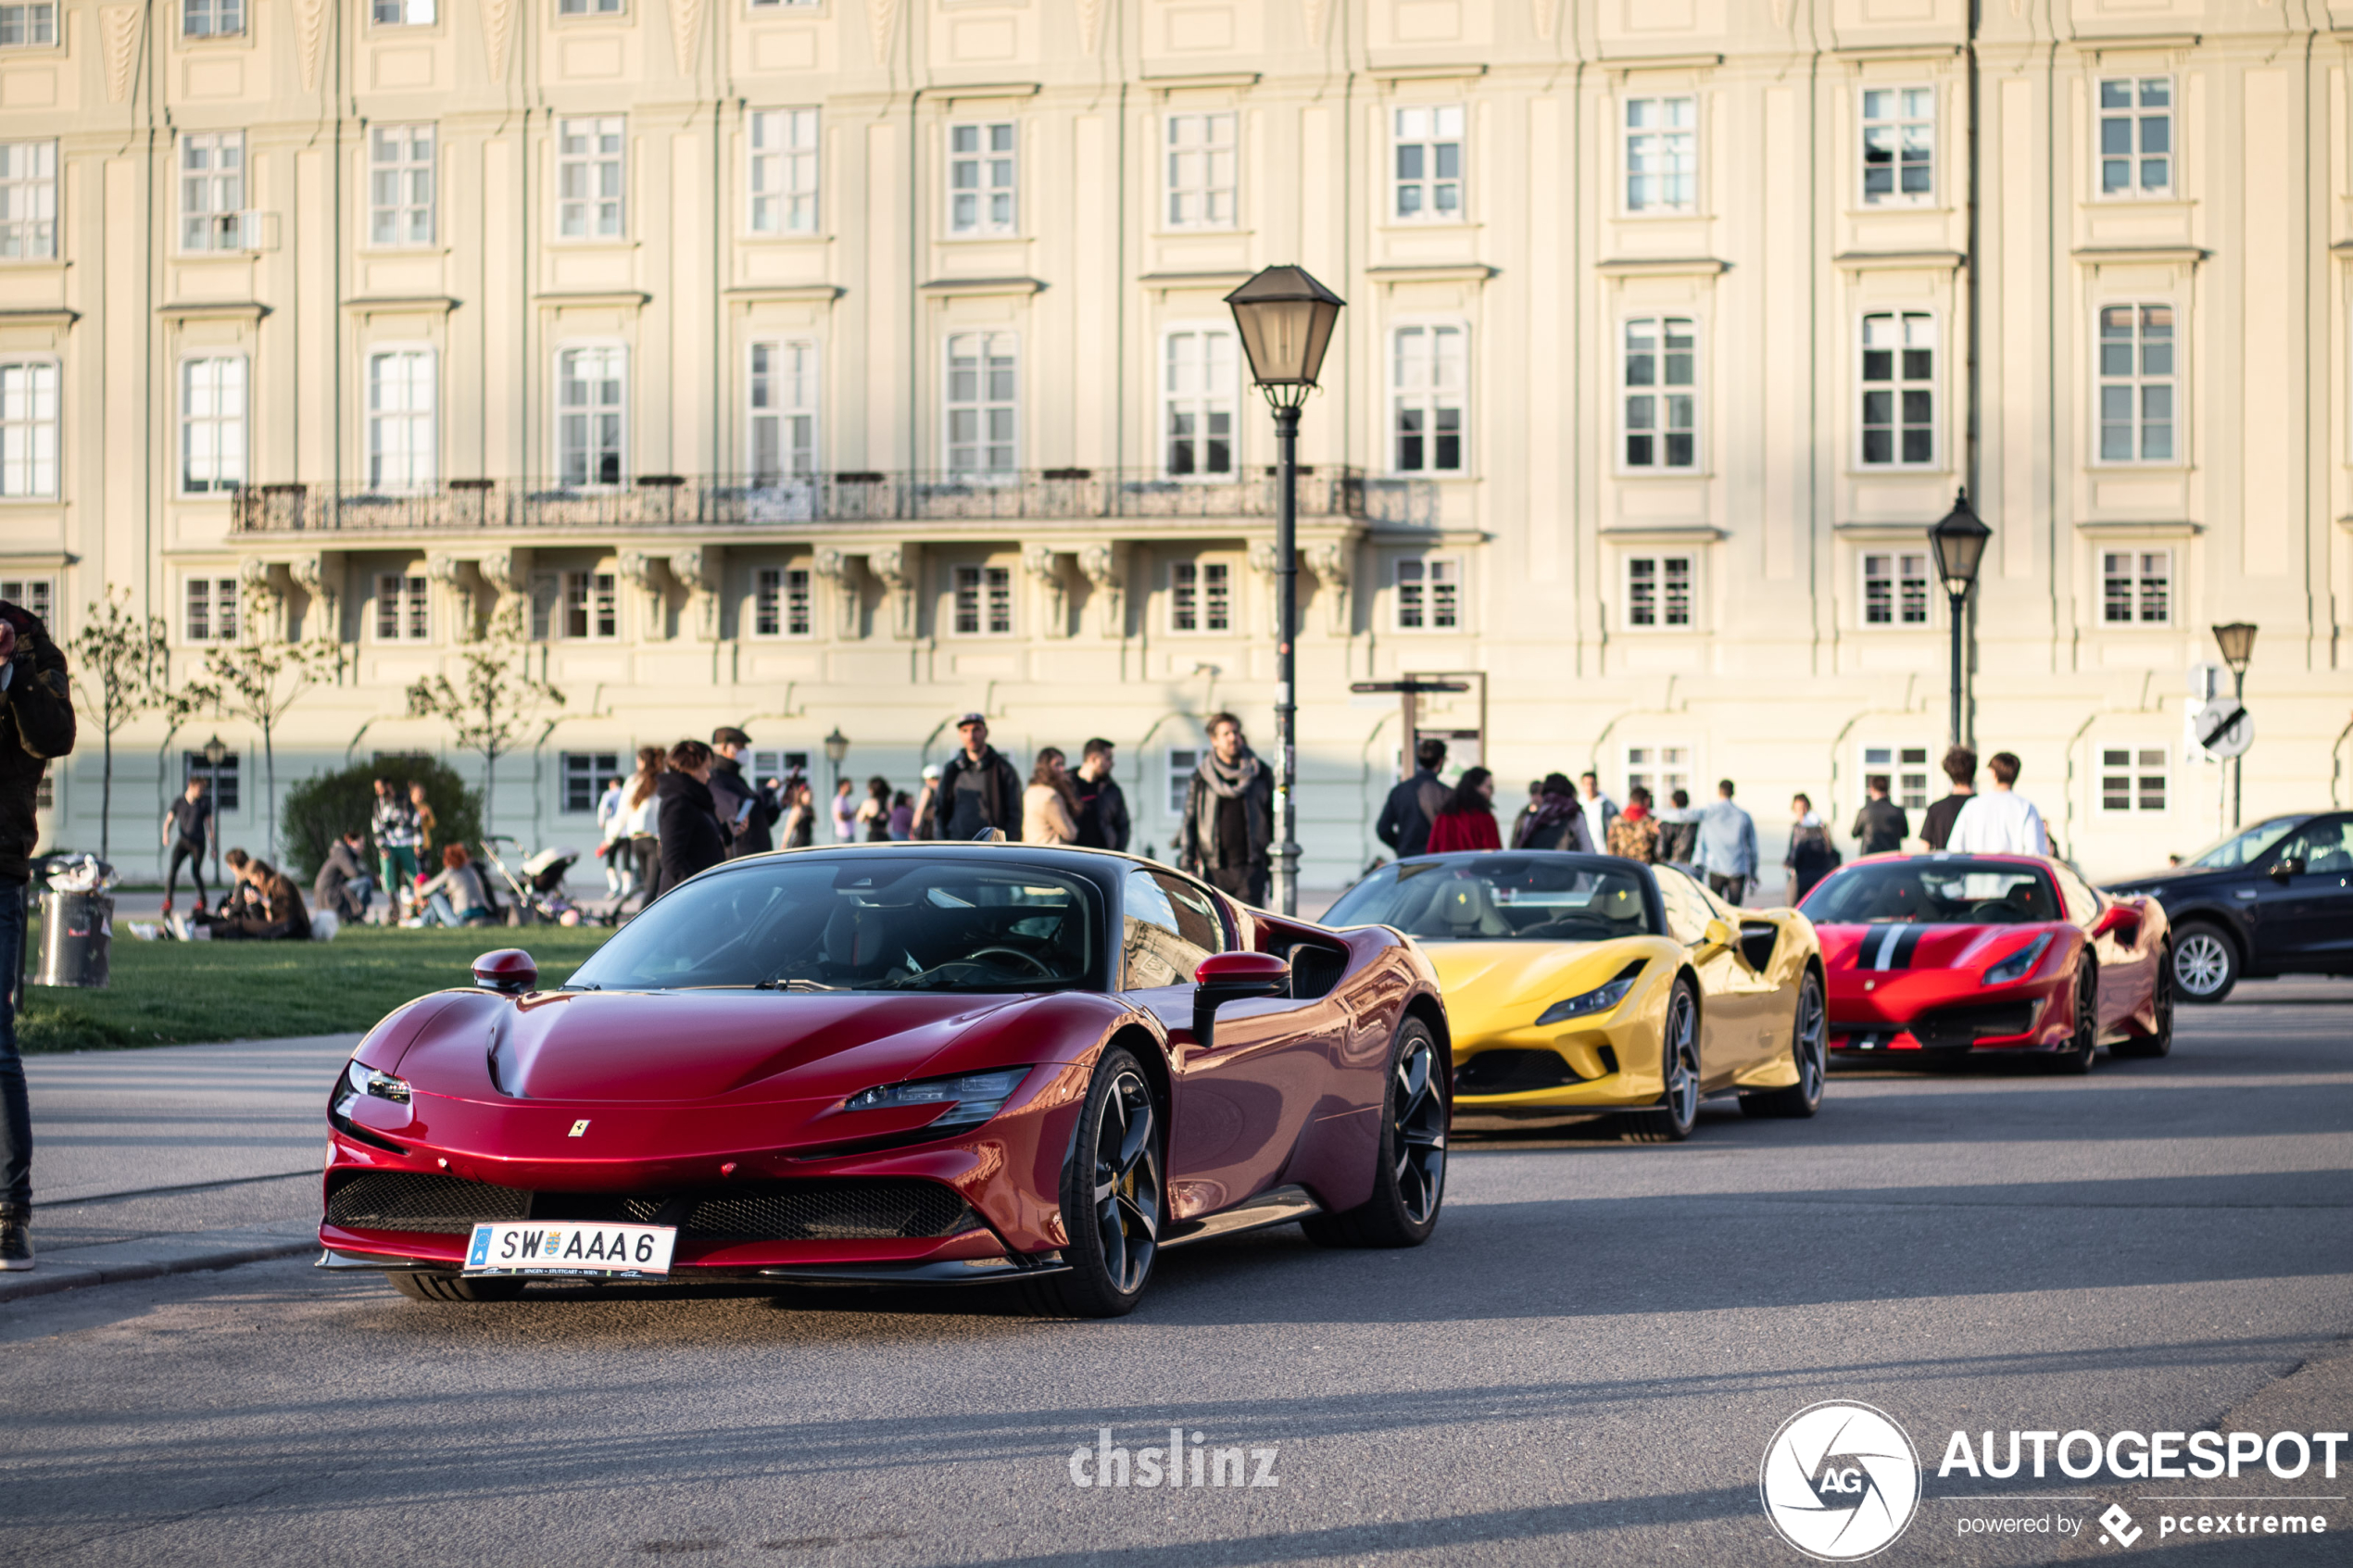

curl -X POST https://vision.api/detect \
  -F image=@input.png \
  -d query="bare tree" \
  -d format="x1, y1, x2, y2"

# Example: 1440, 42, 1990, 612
199, 639, 342, 860
65, 588, 170, 863
405, 625, 565, 826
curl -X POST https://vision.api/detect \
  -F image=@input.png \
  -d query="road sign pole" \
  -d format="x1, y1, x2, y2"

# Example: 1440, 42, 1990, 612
2231, 668, 2246, 829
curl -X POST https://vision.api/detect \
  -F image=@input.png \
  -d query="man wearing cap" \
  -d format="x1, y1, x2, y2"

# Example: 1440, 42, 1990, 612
708, 726, 781, 858
924, 713, 1021, 840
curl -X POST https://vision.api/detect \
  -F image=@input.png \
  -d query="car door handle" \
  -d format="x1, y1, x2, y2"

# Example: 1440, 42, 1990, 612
2233, 889, 2259, 899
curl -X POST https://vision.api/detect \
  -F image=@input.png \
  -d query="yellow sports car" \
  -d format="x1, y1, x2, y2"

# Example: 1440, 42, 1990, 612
1321, 851, 1827, 1140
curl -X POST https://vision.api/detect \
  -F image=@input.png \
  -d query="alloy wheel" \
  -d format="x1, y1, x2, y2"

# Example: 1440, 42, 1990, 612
1390, 1035, 1448, 1225
1793, 975, 1828, 1106
1090, 1068, 1162, 1295
2173, 932, 2231, 999
1665, 990, 1700, 1127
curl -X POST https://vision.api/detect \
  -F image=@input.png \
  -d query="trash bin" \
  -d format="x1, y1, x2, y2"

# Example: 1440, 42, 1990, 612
37, 889, 111, 989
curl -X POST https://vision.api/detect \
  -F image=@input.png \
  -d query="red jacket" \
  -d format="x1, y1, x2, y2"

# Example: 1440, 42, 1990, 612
1424, 809, 1502, 855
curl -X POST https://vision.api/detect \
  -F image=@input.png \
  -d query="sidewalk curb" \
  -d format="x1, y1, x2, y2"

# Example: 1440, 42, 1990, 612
0, 1227, 318, 1305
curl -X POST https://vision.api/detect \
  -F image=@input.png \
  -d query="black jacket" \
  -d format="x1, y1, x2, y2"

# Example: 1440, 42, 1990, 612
708, 757, 781, 858
922, 746, 1021, 839
1073, 772, 1130, 852
1852, 797, 1910, 856
656, 772, 730, 888
312, 840, 371, 916
1376, 770, 1451, 859
0, 601, 74, 884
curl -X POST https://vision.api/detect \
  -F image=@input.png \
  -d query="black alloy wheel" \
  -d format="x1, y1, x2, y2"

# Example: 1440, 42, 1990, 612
1023, 1047, 1163, 1318
2108, 947, 2175, 1060
2048, 960, 2099, 1074
390, 1272, 527, 1303
1742, 970, 1827, 1119
1302, 1016, 1448, 1248
2171, 922, 2239, 1005
1620, 980, 1702, 1143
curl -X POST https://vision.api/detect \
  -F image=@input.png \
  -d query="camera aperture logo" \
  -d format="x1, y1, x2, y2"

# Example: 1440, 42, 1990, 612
1761, 1401, 1922, 1562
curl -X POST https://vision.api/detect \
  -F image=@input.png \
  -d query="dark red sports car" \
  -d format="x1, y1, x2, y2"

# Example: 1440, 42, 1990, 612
319, 845, 1449, 1316
1798, 853, 2172, 1072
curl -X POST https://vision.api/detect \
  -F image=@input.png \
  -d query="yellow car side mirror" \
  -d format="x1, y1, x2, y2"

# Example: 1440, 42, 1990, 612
1699, 918, 1736, 954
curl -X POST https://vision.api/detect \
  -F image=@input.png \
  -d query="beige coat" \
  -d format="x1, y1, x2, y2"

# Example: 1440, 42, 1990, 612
1021, 782, 1078, 845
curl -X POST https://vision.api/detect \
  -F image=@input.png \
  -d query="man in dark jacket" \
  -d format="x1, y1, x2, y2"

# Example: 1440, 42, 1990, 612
1513, 773, 1593, 851
1376, 738, 1451, 859
1179, 713, 1272, 902
1071, 737, 1130, 851
1919, 746, 1976, 852
0, 597, 72, 1272
1851, 774, 1910, 857
708, 725, 781, 858
312, 829, 374, 922
923, 713, 1021, 840
655, 740, 731, 889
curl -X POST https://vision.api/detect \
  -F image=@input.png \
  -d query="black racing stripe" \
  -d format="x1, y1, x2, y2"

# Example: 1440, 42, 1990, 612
1890, 925, 1927, 970
1859, 923, 1891, 970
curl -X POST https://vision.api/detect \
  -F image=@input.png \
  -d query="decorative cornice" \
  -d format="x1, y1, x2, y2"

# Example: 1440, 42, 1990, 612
724, 284, 848, 302
156, 301, 271, 321
1597, 523, 1730, 544
342, 295, 460, 315
0, 308, 81, 329
2074, 519, 2204, 536
2065, 32, 2201, 53
1834, 249, 1968, 271
937, 82, 1042, 101
1138, 270, 1252, 291
1365, 263, 1499, 282
1599, 52, 1724, 71
919, 276, 1047, 295
1594, 257, 1730, 278
1367, 62, 1490, 82
1140, 71, 1262, 90
1832, 44, 1963, 62
533, 290, 654, 307
2071, 245, 2208, 268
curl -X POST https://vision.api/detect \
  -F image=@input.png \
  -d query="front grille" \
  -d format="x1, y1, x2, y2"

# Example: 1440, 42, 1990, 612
1909, 1002, 2040, 1048
325, 1171, 975, 1243
1454, 1048, 1585, 1096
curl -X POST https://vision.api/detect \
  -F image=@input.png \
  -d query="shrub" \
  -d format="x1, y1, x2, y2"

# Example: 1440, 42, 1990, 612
280, 755, 483, 884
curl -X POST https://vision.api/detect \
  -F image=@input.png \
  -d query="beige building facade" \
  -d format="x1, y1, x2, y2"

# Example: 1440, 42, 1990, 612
1, 0, 2349, 883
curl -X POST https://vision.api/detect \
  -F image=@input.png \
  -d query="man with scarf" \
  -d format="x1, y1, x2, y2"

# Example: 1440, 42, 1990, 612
1512, 772, 1593, 852
1179, 712, 1272, 903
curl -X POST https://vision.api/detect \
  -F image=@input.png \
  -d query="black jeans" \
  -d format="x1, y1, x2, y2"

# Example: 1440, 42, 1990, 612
1204, 864, 1269, 907
165, 838, 208, 906
1706, 872, 1748, 906
0, 882, 27, 1206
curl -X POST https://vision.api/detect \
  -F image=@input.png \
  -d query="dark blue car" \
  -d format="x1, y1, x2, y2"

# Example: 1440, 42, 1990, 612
2104, 812, 2353, 1002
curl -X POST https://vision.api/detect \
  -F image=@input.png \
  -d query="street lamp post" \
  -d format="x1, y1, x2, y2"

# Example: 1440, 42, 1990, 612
823, 727, 849, 840
200, 733, 229, 889
1226, 265, 1345, 917
2211, 621, 2257, 829
1927, 489, 1992, 750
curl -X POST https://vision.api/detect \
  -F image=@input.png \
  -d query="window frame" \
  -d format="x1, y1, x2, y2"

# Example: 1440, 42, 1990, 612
1166, 556, 1236, 636
1391, 554, 1463, 634
0, 140, 57, 258
1390, 104, 1466, 224
364, 345, 436, 493
560, 751, 622, 814
942, 331, 1018, 479
2096, 742, 2170, 816
1389, 320, 1469, 477
949, 561, 1014, 638
1164, 110, 1239, 232
1621, 552, 1697, 633
1618, 314, 1700, 473
182, 574, 241, 644
181, 0, 245, 39
560, 569, 620, 641
179, 130, 249, 254
370, 0, 436, 27
0, 576, 54, 625
1856, 309, 1938, 470
2094, 74, 2174, 200
747, 107, 819, 236
0, 4, 58, 49
0, 356, 58, 499
1856, 548, 1934, 631
372, 571, 432, 644
556, 116, 626, 241
2094, 300, 2181, 467
367, 123, 436, 248
2098, 546, 2173, 628
1623, 744, 1695, 806
1160, 325, 1239, 481
554, 342, 627, 489
1858, 83, 1935, 207
556, 0, 626, 15
179, 354, 247, 497
946, 120, 1018, 238
748, 337, 819, 484
751, 564, 814, 640
1164, 745, 1201, 816
1858, 743, 1935, 812
1622, 93, 1698, 216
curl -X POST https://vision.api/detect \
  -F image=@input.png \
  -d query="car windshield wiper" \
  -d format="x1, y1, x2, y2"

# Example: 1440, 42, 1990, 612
754, 977, 845, 992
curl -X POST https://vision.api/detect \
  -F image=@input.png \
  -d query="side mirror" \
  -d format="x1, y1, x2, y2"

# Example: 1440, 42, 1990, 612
1699, 918, 1737, 955
1191, 951, 1290, 1051
473, 947, 537, 995
2090, 903, 2143, 946
2268, 858, 2305, 884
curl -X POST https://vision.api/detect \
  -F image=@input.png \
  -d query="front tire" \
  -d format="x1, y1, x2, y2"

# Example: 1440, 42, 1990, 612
2108, 947, 2174, 1059
2171, 922, 2239, 1005
389, 1272, 526, 1303
1302, 1016, 1447, 1249
1020, 1047, 1163, 1318
1742, 970, 1827, 1118
1618, 979, 1702, 1142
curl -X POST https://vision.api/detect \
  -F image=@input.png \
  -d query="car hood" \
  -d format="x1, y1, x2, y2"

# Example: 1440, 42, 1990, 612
1422, 939, 1661, 1035
1814, 922, 2047, 973
2102, 863, 2229, 894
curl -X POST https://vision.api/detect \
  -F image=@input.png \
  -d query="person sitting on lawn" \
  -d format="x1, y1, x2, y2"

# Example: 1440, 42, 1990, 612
312, 828, 373, 923
213, 849, 256, 920
416, 843, 493, 928
200, 858, 311, 942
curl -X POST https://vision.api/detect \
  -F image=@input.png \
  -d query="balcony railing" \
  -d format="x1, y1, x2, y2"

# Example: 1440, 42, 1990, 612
228, 468, 1441, 534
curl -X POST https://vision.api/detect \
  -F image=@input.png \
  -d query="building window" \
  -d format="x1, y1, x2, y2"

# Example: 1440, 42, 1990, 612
2098, 77, 2172, 196
181, 357, 246, 495
2099, 746, 2168, 813
559, 0, 623, 13
1394, 557, 1460, 632
1169, 560, 1231, 634
0, 5, 57, 46
1391, 324, 1466, 474
180, 132, 247, 252
753, 566, 812, 638
1860, 86, 1933, 205
371, 0, 434, 23
558, 117, 625, 239
1625, 555, 1693, 630
0, 578, 50, 623
1625, 746, 1692, 802
1621, 317, 1697, 470
184, 576, 239, 643
1163, 329, 1236, 478
2097, 304, 2175, 463
2100, 548, 2171, 626
1858, 311, 1935, 467
562, 571, 618, 639
1860, 551, 1931, 627
749, 340, 817, 483
0, 142, 57, 257
1164, 111, 1237, 229
0, 358, 57, 498
1165, 746, 1199, 814
944, 332, 1016, 477
366, 350, 435, 492
948, 122, 1016, 236
557, 345, 625, 487
369, 124, 434, 246
1862, 745, 1933, 810
749, 748, 810, 786
373, 572, 430, 642
951, 564, 1013, 636
182, 750, 239, 809
182, 0, 243, 38
1624, 95, 1696, 213
748, 108, 818, 234
1391, 106, 1464, 222
749, 0, 821, 6
560, 751, 620, 813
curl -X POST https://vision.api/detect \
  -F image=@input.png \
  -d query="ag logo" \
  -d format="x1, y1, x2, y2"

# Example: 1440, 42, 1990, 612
1759, 1400, 1921, 1561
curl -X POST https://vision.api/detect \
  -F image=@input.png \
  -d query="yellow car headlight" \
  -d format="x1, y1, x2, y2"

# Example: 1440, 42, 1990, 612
1535, 965, 1643, 1026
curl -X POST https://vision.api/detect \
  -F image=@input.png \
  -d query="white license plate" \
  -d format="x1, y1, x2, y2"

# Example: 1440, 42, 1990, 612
463, 1222, 676, 1277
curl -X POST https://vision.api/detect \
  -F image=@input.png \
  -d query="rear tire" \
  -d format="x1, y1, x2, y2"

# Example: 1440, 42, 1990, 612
2171, 922, 2239, 1005
2108, 947, 2174, 1059
1741, 971, 1826, 1119
1017, 1047, 1162, 1319
2047, 960, 2099, 1074
1301, 1017, 1447, 1249
389, 1271, 526, 1302
1618, 980, 1702, 1143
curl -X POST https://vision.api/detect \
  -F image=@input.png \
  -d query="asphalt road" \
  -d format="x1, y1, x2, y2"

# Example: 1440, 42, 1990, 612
3, 982, 2349, 1568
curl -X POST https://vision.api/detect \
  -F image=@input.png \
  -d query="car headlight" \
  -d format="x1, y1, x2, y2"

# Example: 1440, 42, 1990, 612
845, 1067, 1030, 1130
333, 1059, 410, 1111
1982, 933, 2054, 987
1535, 969, 1642, 1027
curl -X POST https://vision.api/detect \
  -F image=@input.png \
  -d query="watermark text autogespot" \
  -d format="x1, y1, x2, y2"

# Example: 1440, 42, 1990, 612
1068, 1427, 1277, 1489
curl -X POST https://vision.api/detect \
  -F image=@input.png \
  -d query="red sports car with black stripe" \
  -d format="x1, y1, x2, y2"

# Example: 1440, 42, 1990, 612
1796, 854, 2173, 1071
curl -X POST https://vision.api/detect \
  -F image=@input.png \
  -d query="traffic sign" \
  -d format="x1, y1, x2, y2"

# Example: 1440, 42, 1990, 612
2189, 700, 2253, 759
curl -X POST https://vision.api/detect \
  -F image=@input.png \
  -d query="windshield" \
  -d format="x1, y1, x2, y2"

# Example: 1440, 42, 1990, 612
567, 858, 1102, 993
1324, 857, 1655, 942
2180, 817, 2302, 870
1801, 859, 2057, 925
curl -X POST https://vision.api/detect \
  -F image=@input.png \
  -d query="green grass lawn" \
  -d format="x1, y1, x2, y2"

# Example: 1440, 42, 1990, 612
20, 922, 615, 1053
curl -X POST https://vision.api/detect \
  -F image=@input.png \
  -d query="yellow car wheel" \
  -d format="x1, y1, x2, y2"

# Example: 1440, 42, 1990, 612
1741, 970, 1827, 1119
1617, 978, 1701, 1143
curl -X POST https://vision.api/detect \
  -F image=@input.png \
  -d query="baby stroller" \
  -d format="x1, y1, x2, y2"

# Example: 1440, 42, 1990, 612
477, 837, 580, 926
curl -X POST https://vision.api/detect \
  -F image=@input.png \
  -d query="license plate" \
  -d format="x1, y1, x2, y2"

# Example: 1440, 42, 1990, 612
463, 1222, 676, 1277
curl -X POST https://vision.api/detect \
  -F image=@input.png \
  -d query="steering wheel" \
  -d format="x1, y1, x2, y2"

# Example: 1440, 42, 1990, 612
1966, 900, 2021, 923
964, 946, 1052, 977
